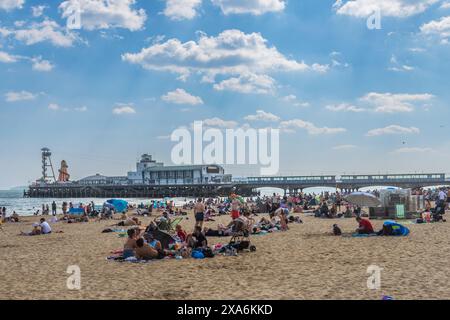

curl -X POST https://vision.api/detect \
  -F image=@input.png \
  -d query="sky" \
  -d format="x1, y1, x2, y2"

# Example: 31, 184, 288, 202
0, 0, 450, 189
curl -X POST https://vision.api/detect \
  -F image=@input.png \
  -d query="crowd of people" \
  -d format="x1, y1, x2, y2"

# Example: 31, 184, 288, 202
2, 187, 449, 248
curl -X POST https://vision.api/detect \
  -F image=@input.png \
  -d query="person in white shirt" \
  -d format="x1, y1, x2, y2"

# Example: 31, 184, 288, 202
438, 189, 446, 202
39, 218, 52, 234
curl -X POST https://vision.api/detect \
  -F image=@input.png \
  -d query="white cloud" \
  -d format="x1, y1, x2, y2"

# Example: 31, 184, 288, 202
48, 103, 60, 111
3, 20, 78, 47
388, 54, 415, 72
332, 144, 357, 150
31, 5, 46, 17
213, 73, 275, 94
326, 103, 366, 112
75, 106, 88, 112
113, 104, 136, 115
59, 0, 147, 31
366, 125, 420, 137
334, 0, 438, 18
0, 0, 24, 11
122, 29, 327, 91
393, 147, 433, 153
163, 0, 202, 20
5, 90, 37, 102
212, 0, 285, 15
31, 56, 54, 72
161, 88, 204, 105
441, 1, 450, 9
244, 110, 280, 122
361, 92, 434, 113
0, 51, 19, 63
409, 47, 426, 53
203, 117, 238, 128
281, 95, 310, 107
388, 65, 415, 72
421, 16, 450, 39
279, 119, 347, 135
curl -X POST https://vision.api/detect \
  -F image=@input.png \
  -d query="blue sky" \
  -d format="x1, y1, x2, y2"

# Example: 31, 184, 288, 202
0, 0, 449, 189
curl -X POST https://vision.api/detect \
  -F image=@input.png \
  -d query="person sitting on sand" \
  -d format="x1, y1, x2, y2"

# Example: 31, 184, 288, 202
135, 238, 159, 260
123, 228, 138, 259
40, 218, 52, 234
144, 233, 162, 251
319, 202, 330, 218
10, 211, 19, 222
275, 207, 289, 231
355, 216, 374, 234
329, 204, 337, 218
187, 226, 208, 249
175, 224, 187, 242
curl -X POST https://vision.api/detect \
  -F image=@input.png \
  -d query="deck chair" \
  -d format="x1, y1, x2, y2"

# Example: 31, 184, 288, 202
0, 219, 4, 232
169, 217, 183, 232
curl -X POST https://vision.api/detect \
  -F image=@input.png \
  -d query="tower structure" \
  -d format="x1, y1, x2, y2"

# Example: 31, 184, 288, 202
41, 147, 56, 183
58, 160, 70, 182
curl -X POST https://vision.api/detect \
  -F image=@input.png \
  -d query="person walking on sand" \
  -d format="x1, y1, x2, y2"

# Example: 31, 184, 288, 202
231, 197, 241, 220
194, 198, 206, 229
51, 201, 57, 216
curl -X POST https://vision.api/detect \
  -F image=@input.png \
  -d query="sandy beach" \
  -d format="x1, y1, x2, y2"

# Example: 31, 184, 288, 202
1, 210, 450, 300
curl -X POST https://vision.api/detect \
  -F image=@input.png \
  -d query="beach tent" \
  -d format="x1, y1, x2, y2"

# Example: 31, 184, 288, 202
383, 220, 410, 236
105, 199, 128, 213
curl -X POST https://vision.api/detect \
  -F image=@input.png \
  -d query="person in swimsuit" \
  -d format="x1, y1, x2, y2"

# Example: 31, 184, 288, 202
194, 198, 205, 229
123, 228, 138, 259
135, 238, 159, 260
231, 197, 241, 220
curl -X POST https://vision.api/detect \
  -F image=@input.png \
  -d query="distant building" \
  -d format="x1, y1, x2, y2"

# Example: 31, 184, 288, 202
78, 174, 129, 186
77, 154, 231, 186
128, 154, 230, 185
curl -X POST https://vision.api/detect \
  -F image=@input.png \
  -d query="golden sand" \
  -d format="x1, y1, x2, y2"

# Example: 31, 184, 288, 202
1, 211, 450, 300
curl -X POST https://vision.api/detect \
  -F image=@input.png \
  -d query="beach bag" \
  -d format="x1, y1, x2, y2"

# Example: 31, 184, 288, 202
192, 250, 205, 259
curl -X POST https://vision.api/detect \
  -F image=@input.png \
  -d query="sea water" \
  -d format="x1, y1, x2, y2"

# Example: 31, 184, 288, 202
0, 190, 195, 216
0, 186, 359, 217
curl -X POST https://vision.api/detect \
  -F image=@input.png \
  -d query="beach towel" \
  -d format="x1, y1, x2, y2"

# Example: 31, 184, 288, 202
69, 208, 84, 215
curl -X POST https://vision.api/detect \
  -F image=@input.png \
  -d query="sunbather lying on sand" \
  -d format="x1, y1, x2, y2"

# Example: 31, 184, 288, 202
203, 224, 232, 237
116, 217, 141, 227
135, 238, 159, 260
187, 226, 208, 249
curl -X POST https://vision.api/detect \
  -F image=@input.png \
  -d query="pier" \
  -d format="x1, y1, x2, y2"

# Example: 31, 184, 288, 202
25, 173, 450, 198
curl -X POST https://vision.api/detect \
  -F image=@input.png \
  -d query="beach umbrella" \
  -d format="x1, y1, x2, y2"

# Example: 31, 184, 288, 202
106, 199, 128, 213
345, 192, 381, 207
